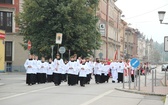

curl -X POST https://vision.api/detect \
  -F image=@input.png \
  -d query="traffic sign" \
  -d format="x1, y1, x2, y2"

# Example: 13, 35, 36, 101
98, 52, 103, 59
99, 24, 105, 29
164, 36, 168, 52
59, 47, 66, 54
27, 40, 31, 50
130, 58, 140, 68
99, 23, 106, 36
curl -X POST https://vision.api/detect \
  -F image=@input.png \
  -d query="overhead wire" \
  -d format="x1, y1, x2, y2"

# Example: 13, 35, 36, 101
125, 3, 168, 20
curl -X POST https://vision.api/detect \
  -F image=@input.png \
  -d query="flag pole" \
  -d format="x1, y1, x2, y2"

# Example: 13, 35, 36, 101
57, 44, 59, 54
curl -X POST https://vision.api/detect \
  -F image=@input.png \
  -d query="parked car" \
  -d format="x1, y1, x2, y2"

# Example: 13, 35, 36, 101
161, 64, 168, 71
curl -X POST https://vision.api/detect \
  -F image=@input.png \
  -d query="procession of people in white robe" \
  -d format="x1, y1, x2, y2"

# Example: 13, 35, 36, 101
24, 54, 135, 87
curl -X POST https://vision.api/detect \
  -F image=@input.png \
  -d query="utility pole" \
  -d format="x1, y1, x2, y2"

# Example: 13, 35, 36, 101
106, 0, 109, 59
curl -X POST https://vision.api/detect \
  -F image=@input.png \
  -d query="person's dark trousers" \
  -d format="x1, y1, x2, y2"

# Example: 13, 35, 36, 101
47, 74, 53, 82
95, 74, 98, 83
35, 73, 38, 84
53, 73, 61, 86
71, 74, 76, 85
61, 74, 67, 82
26, 73, 31, 85
68, 74, 72, 85
37, 73, 41, 84
118, 73, 123, 83
32, 74, 36, 85
105, 74, 109, 83
39, 73, 43, 83
131, 74, 134, 82
53, 73, 59, 85
79, 77, 86, 87
96, 75, 101, 84
41, 73, 46, 83
74, 75, 78, 85
100, 73, 105, 83
87, 74, 91, 84
26, 73, 33, 85
58, 74, 62, 85
86, 74, 89, 84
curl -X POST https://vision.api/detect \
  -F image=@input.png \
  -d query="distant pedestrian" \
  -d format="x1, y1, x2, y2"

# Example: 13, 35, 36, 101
53, 54, 64, 86
47, 58, 54, 82
79, 58, 88, 87
24, 54, 35, 86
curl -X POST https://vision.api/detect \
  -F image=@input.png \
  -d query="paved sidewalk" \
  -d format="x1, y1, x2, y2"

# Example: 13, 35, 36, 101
115, 66, 168, 104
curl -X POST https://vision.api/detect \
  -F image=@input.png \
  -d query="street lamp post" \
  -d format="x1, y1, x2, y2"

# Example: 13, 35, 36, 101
158, 11, 168, 86
158, 11, 168, 24
51, 45, 54, 61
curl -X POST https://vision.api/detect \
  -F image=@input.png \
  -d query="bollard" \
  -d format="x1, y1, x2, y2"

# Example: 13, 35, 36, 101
136, 70, 138, 86
165, 69, 167, 86
145, 68, 147, 87
155, 69, 156, 86
123, 69, 125, 89
129, 69, 131, 89
152, 69, 154, 93
134, 69, 136, 89
138, 69, 140, 91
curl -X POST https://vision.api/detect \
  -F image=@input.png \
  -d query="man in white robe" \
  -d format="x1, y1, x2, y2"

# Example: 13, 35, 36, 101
79, 58, 88, 87
47, 58, 54, 82
117, 60, 125, 83
93, 59, 102, 84
39, 57, 48, 84
67, 56, 78, 86
53, 54, 64, 86
24, 54, 35, 86
110, 61, 118, 83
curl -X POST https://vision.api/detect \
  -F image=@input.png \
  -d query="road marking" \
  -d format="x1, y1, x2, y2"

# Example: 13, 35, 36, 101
80, 89, 114, 105
0, 86, 55, 101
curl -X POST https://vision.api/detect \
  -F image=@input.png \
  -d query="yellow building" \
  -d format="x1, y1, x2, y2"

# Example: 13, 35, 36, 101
0, 30, 5, 72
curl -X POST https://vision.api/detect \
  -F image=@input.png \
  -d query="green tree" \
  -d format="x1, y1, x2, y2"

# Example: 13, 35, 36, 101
18, 0, 101, 58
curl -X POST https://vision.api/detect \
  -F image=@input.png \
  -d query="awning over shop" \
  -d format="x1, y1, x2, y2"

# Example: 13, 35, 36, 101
0, 30, 5, 39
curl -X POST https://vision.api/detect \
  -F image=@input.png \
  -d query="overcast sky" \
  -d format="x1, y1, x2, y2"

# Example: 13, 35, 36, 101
115, 0, 168, 44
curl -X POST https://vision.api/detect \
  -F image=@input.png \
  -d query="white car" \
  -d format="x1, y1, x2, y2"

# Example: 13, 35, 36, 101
161, 64, 168, 71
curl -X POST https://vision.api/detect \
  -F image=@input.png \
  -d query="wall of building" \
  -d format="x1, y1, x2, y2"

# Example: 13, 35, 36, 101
0, 0, 28, 72
5, 35, 29, 66
0, 39, 5, 71
96, 0, 122, 60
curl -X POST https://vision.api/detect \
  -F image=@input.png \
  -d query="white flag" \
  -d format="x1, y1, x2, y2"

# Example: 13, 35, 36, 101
56, 33, 63, 44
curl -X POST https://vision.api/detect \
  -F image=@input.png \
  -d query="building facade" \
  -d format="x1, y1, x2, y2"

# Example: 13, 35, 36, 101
119, 19, 127, 59
0, 30, 5, 72
96, 0, 122, 60
0, 0, 28, 72
125, 27, 138, 59
145, 38, 154, 63
137, 33, 146, 62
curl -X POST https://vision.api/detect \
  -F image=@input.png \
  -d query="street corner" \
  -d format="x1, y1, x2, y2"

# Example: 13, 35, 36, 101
115, 87, 166, 96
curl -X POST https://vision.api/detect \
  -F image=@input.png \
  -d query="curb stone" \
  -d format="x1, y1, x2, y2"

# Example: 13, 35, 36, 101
115, 88, 166, 96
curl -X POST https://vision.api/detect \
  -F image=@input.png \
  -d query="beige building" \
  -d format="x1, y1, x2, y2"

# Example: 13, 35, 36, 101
137, 34, 146, 61
0, 0, 28, 72
95, 0, 122, 60
145, 38, 154, 63
119, 19, 127, 59
124, 27, 138, 59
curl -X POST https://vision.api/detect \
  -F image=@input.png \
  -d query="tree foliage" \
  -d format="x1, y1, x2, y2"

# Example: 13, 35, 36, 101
18, 0, 101, 58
